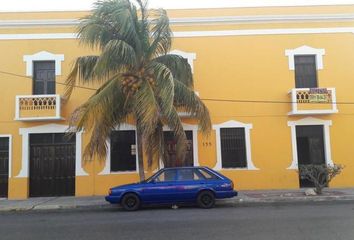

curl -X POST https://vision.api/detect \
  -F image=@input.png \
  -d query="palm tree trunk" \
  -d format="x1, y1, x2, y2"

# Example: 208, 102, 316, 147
136, 125, 145, 181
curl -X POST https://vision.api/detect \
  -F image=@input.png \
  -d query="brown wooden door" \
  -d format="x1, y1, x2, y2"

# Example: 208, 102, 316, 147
0, 137, 9, 198
296, 125, 326, 188
29, 133, 75, 197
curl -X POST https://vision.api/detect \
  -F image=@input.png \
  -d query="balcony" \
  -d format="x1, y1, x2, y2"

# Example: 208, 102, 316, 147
15, 95, 63, 121
288, 88, 338, 115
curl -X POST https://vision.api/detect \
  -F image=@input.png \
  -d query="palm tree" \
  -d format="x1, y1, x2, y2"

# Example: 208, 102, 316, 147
65, 0, 211, 181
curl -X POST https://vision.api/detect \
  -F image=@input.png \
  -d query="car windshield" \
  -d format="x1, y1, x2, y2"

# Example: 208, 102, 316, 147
141, 170, 163, 183
141, 174, 156, 183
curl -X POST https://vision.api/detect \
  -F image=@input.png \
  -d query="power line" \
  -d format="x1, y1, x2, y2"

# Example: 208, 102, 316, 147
200, 98, 354, 105
56, 82, 97, 91
0, 70, 97, 91
1, 69, 354, 105
0, 70, 29, 79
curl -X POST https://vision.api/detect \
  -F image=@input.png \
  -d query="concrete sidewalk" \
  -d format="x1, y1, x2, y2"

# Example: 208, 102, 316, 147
231, 188, 354, 205
1, 188, 354, 212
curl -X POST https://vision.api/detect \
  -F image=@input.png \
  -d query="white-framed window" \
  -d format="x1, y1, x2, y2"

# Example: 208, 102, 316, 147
213, 120, 258, 170
162, 123, 199, 168
285, 45, 325, 71
99, 124, 138, 175
110, 130, 138, 172
23, 51, 64, 76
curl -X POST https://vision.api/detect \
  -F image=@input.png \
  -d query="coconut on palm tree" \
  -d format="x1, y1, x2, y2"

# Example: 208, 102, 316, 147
65, 0, 211, 180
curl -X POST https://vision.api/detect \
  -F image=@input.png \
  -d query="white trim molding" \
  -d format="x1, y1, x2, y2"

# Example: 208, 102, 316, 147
16, 124, 87, 178
169, 49, 197, 73
0, 135, 12, 179
0, 19, 80, 28
163, 123, 200, 167
285, 45, 325, 70
23, 51, 65, 76
0, 33, 77, 40
99, 124, 139, 175
173, 27, 354, 38
169, 14, 354, 25
2, 14, 354, 28
1, 27, 354, 41
287, 117, 334, 170
212, 120, 258, 171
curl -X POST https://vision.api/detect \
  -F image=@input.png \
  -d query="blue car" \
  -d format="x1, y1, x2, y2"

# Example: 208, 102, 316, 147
105, 166, 237, 211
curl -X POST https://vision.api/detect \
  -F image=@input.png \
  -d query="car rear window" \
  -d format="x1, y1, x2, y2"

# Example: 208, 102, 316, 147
197, 169, 219, 180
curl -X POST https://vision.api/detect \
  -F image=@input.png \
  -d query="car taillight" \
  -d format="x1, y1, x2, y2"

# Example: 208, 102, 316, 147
231, 181, 234, 189
109, 189, 112, 195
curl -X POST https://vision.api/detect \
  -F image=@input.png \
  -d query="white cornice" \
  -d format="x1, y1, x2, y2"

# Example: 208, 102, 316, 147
0, 33, 77, 39
0, 19, 80, 28
170, 13, 354, 25
173, 27, 354, 37
1, 13, 354, 28
0, 27, 354, 40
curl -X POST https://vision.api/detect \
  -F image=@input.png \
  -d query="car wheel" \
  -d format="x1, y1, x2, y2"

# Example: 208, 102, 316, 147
121, 193, 140, 211
197, 191, 215, 209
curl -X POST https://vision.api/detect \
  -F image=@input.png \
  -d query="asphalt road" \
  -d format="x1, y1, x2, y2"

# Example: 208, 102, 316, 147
0, 202, 354, 240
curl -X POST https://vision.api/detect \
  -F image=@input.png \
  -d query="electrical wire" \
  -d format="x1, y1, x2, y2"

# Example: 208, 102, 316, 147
1, 69, 354, 105
0, 70, 97, 91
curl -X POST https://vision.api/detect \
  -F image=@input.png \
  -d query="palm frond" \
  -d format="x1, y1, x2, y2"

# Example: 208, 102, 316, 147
143, 121, 164, 167
147, 8, 172, 59
79, 0, 141, 52
132, 80, 160, 138
134, 0, 150, 58
153, 54, 193, 88
147, 61, 174, 114
159, 106, 187, 165
174, 81, 212, 133
64, 56, 99, 99
72, 75, 131, 160
94, 39, 138, 75
70, 74, 126, 135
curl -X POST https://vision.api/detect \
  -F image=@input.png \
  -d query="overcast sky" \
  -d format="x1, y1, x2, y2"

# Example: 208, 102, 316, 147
1, 0, 354, 12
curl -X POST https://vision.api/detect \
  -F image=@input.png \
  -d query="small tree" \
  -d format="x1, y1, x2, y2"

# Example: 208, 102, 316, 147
299, 164, 344, 194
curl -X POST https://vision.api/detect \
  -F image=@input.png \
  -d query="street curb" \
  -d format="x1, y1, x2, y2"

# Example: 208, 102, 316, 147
1, 196, 354, 212
30, 198, 354, 211
0, 203, 112, 212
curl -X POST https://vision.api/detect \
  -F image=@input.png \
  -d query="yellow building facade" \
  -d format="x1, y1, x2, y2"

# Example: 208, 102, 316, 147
1, 5, 354, 199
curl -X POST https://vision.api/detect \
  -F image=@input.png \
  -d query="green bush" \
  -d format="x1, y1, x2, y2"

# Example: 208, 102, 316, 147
298, 164, 344, 194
